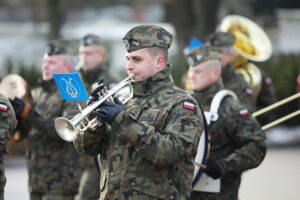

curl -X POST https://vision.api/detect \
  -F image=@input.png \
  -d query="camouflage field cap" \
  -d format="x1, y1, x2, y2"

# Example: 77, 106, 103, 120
123, 25, 173, 53
186, 45, 222, 67
206, 32, 235, 47
46, 39, 77, 56
80, 34, 104, 46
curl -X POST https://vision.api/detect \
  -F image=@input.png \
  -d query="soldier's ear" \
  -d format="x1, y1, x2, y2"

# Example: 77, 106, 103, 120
155, 55, 165, 71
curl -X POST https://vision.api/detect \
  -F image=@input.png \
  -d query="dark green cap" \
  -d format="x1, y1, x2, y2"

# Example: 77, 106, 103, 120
46, 39, 77, 56
206, 32, 235, 47
80, 34, 104, 46
123, 25, 173, 53
186, 45, 222, 67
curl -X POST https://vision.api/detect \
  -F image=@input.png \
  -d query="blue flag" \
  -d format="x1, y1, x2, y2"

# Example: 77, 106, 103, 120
53, 72, 89, 101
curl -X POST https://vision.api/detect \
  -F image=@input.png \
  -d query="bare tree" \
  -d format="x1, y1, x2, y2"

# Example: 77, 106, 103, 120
164, 0, 221, 50
47, 0, 65, 39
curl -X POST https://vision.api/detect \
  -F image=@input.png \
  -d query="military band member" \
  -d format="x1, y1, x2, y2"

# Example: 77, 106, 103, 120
186, 45, 266, 200
10, 40, 82, 200
79, 33, 116, 90
77, 34, 116, 200
206, 32, 256, 112
74, 25, 204, 200
0, 94, 17, 200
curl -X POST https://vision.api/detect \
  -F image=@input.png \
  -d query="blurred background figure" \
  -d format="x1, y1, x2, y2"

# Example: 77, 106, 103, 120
205, 31, 257, 112
9, 40, 83, 200
76, 33, 116, 200
218, 15, 277, 124
79, 34, 117, 90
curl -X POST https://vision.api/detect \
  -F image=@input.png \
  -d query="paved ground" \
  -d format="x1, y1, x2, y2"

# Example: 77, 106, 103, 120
4, 147, 300, 200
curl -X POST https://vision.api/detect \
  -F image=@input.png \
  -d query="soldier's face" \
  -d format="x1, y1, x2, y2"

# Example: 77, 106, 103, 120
42, 54, 72, 81
220, 47, 236, 67
188, 60, 221, 91
125, 48, 162, 81
79, 45, 106, 71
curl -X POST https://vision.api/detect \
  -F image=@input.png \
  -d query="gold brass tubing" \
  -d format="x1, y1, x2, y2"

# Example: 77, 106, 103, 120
253, 93, 300, 117
262, 110, 300, 131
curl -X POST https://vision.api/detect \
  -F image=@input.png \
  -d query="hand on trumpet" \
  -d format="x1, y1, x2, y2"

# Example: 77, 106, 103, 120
93, 98, 125, 124
87, 78, 106, 105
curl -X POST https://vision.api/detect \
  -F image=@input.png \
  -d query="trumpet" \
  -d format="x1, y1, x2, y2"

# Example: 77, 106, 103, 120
55, 74, 134, 142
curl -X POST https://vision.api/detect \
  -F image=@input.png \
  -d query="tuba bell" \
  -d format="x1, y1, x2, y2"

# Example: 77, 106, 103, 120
55, 74, 134, 142
220, 15, 273, 96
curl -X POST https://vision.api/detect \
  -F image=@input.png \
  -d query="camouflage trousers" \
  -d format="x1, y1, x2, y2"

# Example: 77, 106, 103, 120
30, 192, 76, 200
76, 164, 100, 200
190, 191, 238, 200
101, 189, 163, 200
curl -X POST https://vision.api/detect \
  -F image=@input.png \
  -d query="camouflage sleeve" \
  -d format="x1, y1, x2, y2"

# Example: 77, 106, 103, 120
25, 100, 77, 140
110, 100, 203, 167
0, 98, 17, 153
218, 100, 267, 176
235, 82, 257, 113
73, 124, 107, 156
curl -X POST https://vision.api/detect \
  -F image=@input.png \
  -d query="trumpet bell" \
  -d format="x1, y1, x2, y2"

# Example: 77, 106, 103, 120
55, 117, 76, 142
220, 15, 272, 62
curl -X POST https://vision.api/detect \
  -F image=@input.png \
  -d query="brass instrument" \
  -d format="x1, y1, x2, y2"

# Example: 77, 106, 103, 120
220, 15, 273, 96
55, 74, 134, 142
253, 93, 300, 130
0, 74, 33, 145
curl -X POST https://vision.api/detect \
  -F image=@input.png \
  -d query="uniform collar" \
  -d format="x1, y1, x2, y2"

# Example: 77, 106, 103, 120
131, 64, 174, 97
39, 79, 57, 93
221, 63, 235, 80
79, 64, 106, 85
192, 79, 224, 105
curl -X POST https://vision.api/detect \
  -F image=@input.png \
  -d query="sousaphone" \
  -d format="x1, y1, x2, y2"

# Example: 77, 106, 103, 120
220, 15, 273, 96
0, 74, 33, 145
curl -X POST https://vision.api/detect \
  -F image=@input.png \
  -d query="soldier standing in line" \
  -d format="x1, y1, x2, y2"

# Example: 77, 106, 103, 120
73, 24, 204, 200
0, 93, 17, 200
206, 32, 256, 112
186, 45, 266, 200
10, 40, 83, 200
76, 34, 116, 200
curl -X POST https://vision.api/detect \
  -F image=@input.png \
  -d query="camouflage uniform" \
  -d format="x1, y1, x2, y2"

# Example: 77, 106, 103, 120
77, 65, 116, 200
23, 79, 83, 200
74, 65, 203, 200
186, 46, 267, 200
74, 25, 204, 200
0, 94, 17, 200
222, 63, 256, 112
206, 32, 256, 112
190, 79, 266, 200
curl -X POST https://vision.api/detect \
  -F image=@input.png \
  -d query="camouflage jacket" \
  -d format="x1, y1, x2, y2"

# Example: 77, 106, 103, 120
222, 64, 256, 112
24, 80, 82, 195
191, 79, 266, 200
0, 93, 17, 153
0, 93, 17, 195
79, 65, 117, 168
74, 65, 204, 200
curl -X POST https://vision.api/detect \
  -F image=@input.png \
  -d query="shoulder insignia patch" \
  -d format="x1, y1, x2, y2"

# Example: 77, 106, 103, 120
265, 77, 272, 85
183, 101, 195, 110
246, 88, 254, 96
239, 109, 249, 116
0, 103, 8, 112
